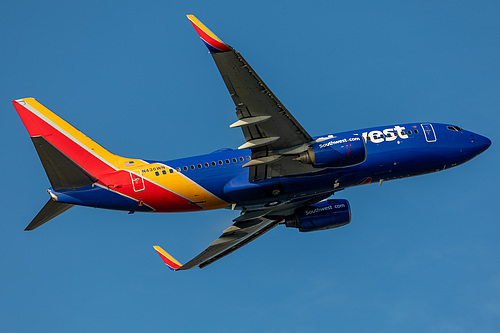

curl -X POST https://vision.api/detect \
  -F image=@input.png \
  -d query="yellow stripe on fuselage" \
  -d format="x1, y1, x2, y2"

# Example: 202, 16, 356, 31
136, 163, 228, 210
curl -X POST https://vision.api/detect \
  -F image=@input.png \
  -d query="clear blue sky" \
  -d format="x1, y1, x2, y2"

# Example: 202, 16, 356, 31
1, 1, 499, 332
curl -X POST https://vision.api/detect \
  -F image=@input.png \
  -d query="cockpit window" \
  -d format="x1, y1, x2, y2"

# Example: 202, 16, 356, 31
447, 126, 463, 131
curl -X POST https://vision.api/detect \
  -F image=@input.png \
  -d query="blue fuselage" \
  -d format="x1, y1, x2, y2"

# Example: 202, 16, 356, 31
161, 122, 490, 210
50, 122, 490, 212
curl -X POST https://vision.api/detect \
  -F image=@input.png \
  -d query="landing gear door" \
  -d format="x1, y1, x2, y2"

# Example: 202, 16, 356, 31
130, 170, 145, 192
421, 123, 437, 142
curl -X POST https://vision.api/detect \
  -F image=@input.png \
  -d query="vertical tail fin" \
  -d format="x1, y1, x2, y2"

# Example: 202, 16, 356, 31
13, 98, 128, 181
13, 97, 142, 230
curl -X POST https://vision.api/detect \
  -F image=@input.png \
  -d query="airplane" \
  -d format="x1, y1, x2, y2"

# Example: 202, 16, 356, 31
13, 15, 491, 271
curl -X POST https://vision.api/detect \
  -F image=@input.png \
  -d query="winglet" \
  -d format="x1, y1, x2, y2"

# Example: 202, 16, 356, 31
187, 15, 232, 53
153, 246, 182, 271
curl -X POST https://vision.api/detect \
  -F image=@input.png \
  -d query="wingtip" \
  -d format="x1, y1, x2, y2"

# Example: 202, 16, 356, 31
186, 14, 232, 53
153, 245, 183, 271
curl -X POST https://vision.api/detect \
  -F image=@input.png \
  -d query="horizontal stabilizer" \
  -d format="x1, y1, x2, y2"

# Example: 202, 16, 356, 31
31, 136, 97, 191
25, 199, 74, 231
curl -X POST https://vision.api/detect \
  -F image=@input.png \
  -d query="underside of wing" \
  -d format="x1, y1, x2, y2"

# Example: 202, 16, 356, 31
179, 217, 280, 270
188, 15, 318, 181
213, 51, 312, 150
154, 217, 281, 270
154, 193, 334, 270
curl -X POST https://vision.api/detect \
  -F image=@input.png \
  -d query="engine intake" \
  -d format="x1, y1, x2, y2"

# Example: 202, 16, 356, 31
297, 135, 366, 168
286, 199, 351, 232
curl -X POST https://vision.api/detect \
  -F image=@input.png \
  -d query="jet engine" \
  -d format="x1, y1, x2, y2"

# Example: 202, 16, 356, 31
285, 199, 351, 232
297, 135, 366, 168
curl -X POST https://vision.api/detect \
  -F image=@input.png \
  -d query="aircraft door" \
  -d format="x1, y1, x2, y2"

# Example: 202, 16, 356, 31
130, 170, 145, 192
421, 123, 437, 142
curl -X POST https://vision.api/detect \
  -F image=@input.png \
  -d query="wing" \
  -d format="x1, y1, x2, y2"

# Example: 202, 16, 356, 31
154, 193, 333, 270
156, 16, 332, 271
154, 217, 281, 270
187, 15, 317, 181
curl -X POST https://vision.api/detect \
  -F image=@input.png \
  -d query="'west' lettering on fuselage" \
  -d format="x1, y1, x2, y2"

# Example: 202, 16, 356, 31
361, 126, 408, 144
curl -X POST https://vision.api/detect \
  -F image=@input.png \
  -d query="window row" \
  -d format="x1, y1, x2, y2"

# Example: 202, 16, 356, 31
153, 156, 251, 176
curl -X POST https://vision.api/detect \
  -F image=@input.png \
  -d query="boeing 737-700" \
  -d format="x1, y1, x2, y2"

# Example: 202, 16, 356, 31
13, 15, 491, 270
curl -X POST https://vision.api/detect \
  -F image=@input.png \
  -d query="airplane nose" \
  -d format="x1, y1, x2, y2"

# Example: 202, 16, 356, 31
472, 134, 491, 155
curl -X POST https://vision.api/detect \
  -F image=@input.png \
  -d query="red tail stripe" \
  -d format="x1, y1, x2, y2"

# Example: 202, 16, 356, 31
14, 101, 115, 177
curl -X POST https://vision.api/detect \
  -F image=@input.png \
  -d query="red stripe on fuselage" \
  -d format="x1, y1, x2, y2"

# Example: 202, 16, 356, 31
99, 171, 202, 212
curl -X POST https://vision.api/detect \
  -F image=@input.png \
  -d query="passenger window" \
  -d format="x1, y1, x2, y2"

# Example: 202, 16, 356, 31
155, 171, 159, 176
211, 161, 216, 166
190, 165, 195, 170
197, 164, 202, 169
232, 158, 237, 163
176, 167, 181, 172
204, 162, 209, 167
183, 166, 188, 171
407, 130, 412, 134
239, 157, 244, 162
225, 159, 230, 164
218, 160, 223, 165
162, 170, 167, 175
414, 129, 418, 134
246, 156, 251, 160
170, 169, 174, 173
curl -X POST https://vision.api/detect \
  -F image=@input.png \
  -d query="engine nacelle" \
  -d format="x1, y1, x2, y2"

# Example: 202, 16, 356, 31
297, 135, 366, 168
285, 199, 351, 232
